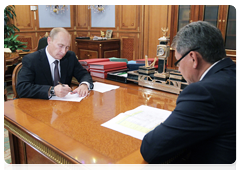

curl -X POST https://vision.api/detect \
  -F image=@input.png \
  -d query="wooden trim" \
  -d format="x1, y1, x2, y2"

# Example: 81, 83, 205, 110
4, 117, 80, 164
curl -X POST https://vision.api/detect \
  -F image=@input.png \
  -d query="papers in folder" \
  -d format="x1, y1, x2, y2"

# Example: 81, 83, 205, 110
101, 105, 172, 140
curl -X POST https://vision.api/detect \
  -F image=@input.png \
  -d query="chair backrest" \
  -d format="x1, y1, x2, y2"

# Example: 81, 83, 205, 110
37, 37, 48, 51
12, 62, 22, 99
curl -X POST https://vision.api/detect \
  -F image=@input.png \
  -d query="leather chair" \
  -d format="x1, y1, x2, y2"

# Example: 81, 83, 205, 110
12, 62, 22, 99
37, 37, 48, 51
32, 32, 48, 51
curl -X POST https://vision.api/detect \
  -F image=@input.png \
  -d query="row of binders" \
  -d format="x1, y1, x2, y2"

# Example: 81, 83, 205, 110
79, 57, 158, 79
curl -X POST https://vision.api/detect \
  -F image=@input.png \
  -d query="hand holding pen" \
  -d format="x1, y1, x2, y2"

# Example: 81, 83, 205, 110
54, 81, 72, 98
58, 81, 90, 97
58, 81, 73, 92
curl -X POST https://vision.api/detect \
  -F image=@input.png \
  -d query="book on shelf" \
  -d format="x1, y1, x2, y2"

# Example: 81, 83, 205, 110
89, 61, 127, 70
79, 58, 110, 66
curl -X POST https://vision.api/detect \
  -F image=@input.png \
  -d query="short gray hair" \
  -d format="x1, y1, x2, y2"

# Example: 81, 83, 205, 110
49, 27, 70, 40
171, 21, 226, 64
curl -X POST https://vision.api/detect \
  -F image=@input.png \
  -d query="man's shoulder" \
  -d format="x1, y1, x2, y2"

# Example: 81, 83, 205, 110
63, 51, 77, 61
23, 49, 45, 62
65, 50, 76, 58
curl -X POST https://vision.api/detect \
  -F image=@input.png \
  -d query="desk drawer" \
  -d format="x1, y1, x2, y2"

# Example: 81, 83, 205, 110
79, 49, 98, 59
104, 50, 119, 58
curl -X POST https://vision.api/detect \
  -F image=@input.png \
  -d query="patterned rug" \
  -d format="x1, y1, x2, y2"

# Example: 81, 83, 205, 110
4, 85, 13, 164
4, 128, 11, 164
6, 85, 14, 100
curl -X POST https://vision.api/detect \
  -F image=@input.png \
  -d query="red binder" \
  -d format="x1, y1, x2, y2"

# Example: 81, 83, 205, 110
89, 66, 127, 73
90, 67, 127, 78
79, 58, 110, 66
89, 61, 127, 70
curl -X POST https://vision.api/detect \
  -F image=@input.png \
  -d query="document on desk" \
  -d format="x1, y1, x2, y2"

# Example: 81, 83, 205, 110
101, 105, 172, 140
93, 82, 120, 93
50, 92, 85, 102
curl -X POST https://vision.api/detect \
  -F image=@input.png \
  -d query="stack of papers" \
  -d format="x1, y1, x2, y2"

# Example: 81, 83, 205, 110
101, 105, 172, 140
50, 92, 85, 102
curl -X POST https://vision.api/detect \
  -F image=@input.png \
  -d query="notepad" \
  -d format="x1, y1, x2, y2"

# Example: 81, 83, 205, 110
50, 92, 85, 102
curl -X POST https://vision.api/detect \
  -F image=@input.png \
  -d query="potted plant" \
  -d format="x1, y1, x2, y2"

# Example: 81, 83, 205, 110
4, 5, 27, 53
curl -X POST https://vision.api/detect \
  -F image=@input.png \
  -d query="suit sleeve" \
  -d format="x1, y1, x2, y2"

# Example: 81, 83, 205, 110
16, 56, 51, 99
140, 83, 218, 163
71, 53, 94, 89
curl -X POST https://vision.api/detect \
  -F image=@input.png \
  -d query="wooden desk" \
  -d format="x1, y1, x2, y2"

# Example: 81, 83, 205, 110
4, 81, 177, 164
75, 39, 120, 60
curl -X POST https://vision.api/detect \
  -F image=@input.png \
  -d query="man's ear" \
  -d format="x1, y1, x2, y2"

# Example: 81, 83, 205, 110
190, 51, 199, 69
47, 37, 51, 44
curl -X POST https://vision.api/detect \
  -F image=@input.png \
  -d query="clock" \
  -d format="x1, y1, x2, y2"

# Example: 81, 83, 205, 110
157, 46, 165, 56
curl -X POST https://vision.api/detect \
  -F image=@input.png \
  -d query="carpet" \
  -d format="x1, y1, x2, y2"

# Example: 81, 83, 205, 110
4, 85, 13, 164
6, 85, 14, 100
4, 128, 11, 164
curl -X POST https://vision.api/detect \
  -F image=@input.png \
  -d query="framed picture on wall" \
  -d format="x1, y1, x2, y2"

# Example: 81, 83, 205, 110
106, 30, 113, 38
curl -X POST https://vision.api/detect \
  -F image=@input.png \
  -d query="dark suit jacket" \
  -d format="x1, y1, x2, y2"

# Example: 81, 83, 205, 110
16, 48, 93, 99
140, 58, 236, 164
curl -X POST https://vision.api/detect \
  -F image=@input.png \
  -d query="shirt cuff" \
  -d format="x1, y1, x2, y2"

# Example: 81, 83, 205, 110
80, 81, 90, 90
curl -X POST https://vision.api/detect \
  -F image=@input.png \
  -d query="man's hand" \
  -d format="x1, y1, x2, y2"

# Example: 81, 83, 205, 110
54, 84, 72, 98
72, 83, 89, 97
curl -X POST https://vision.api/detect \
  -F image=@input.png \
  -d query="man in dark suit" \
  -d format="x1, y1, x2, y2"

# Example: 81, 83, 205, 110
17, 27, 93, 99
140, 21, 236, 164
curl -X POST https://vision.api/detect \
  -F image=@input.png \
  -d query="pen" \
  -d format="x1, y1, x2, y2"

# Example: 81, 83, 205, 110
58, 81, 73, 92
58, 81, 65, 87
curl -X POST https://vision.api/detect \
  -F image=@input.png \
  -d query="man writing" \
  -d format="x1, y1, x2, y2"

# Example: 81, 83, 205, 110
17, 27, 93, 99
140, 21, 236, 163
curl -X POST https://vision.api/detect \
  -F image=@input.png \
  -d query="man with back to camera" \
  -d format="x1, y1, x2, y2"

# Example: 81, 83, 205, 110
140, 21, 236, 164
16, 27, 93, 99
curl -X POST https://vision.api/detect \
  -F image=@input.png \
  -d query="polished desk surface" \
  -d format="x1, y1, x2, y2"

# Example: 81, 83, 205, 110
4, 79, 178, 164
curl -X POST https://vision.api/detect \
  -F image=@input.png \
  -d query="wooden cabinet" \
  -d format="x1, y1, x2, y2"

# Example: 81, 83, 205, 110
169, 5, 236, 68
75, 39, 120, 59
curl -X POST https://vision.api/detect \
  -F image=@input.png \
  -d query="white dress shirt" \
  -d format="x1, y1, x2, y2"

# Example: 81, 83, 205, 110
46, 46, 60, 82
199, 59, 222, 81
45, 46, 90, 89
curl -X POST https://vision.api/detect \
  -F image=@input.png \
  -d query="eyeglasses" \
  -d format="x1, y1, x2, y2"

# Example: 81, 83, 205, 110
174, 47, 200, 67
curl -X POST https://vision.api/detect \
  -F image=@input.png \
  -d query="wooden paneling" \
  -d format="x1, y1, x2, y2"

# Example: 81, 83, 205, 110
75, 5, 89, 30
14, 5, 35, 31
16, 32, 36, 50
26, 144, 55, 164
120, 5, 139, 30
119, 33, 139, 60
143, 5, 171, 59
13, 5, 172, 61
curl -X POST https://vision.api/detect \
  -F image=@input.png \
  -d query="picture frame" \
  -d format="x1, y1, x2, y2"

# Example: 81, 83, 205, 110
106, 30, 113, 38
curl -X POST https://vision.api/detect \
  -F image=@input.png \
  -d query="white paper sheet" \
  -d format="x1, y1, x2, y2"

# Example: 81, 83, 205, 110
93, 82, 120, 93
50, 92, 85, 102
101, 105, 172, 140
